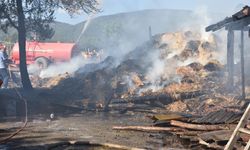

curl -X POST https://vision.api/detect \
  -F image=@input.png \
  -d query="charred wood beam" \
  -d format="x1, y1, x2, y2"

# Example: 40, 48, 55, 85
206, 6, 250, 32
198, 138, 224, 150
192, 110, 242, 124
198, 130, 232, 142
206, 17, 234, 32
113, 126, 185, 132
104, 91, 206, 112
225, 16, 250, 30
233, 6, 250, 19
110, 94, 173, 104
109, 104, 156, 114
111, 91, 206, 105
225, 25, 250, 31
227, 29, 234, 89
170, 120, 230, 131
174, 131, 204, 136
226, 26, 250, 31
206, 16, 250, 32
240, 30, 246, 99
178, 90, 206, 99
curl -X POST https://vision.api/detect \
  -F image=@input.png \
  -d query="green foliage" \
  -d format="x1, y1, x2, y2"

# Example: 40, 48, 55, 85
0, 0, 100, 41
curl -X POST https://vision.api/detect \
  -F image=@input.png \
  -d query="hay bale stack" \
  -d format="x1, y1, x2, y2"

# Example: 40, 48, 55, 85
204, 60, 224, 72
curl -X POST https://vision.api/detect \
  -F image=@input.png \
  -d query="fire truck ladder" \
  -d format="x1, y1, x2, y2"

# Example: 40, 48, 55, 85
224, 103, 250, 150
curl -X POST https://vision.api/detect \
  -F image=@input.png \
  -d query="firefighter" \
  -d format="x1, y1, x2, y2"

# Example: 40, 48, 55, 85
0, 44, 9, 89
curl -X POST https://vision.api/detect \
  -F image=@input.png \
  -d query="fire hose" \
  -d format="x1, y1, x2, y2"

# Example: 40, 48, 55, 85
0, 66, 28, 144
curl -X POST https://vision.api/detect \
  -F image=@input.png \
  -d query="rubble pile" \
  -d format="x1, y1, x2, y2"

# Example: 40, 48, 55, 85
34, 31, 241, 114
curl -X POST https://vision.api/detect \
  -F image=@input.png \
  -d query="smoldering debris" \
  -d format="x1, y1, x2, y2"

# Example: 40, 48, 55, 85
3, 30, 248, 150
28, 30, 243, 115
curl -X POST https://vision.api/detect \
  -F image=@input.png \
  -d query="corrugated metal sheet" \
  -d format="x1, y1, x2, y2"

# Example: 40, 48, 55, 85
192, 110, 242, 124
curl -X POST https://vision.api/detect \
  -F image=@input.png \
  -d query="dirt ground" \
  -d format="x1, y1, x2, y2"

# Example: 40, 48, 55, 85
0, 111, 190, 150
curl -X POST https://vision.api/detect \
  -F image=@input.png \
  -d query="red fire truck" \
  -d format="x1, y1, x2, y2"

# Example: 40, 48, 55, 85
11, 41, 79, 68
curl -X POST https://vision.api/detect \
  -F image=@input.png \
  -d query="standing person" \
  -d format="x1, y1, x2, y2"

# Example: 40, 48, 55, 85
0, 79, 3, 88
0, 44, 9, 89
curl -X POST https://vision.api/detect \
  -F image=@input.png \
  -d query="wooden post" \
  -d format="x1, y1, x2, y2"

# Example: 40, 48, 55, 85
227, 29, 234, 89
240, 30, 246, 99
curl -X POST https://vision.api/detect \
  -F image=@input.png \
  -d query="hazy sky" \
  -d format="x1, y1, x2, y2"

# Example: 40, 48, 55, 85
56, 0, 250, 24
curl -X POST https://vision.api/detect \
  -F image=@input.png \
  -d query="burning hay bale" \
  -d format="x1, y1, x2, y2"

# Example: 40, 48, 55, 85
130, 73, 144, 87
201, 41, 217, 51
116, 59, 146, 75
76, 56, 116, 74
42, 73, 70, 88
181, 75, 196, 84
157, 32, 186, 50
165, 101, 188, 113
176, 66, 196, 77
204, 60, 224, 72
187, 62, 204, 72
31, 30, 231, 116
175, 65, 202, 84
164, 82, 201, 94
180, 40, 201, 58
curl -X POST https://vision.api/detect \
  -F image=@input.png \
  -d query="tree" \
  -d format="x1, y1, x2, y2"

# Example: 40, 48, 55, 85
0, 0, 99, 89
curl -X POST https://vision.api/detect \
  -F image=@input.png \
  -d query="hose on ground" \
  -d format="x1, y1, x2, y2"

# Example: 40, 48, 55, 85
0, 66, 28, 144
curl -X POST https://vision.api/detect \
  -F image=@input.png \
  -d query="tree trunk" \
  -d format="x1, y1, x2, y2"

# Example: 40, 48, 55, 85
16, 0, 32, 90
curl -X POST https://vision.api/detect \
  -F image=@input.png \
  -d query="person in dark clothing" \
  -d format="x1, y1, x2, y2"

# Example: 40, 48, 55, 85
0, 79, 3, 87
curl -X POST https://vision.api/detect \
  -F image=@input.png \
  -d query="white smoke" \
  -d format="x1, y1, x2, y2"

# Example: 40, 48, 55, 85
39, 55, 97, 78
193, 6, 212, 41
146, 51, 165, 85
180, 57, 202, 66
133, 5, 229, 94
28, 64, 41, 75
40, 5, 229, 90
140, 48, 180, 93
121, 74, 137, 92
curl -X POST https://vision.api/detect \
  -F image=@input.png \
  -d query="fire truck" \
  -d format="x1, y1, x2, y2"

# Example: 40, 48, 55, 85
11, 41, 79, 68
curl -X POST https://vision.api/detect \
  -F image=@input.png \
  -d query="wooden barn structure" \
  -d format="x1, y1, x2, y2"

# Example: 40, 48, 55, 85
206, 6, 250, 99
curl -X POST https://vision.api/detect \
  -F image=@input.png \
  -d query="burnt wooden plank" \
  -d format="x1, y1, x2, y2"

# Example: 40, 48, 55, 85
192, 110, 242, 124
